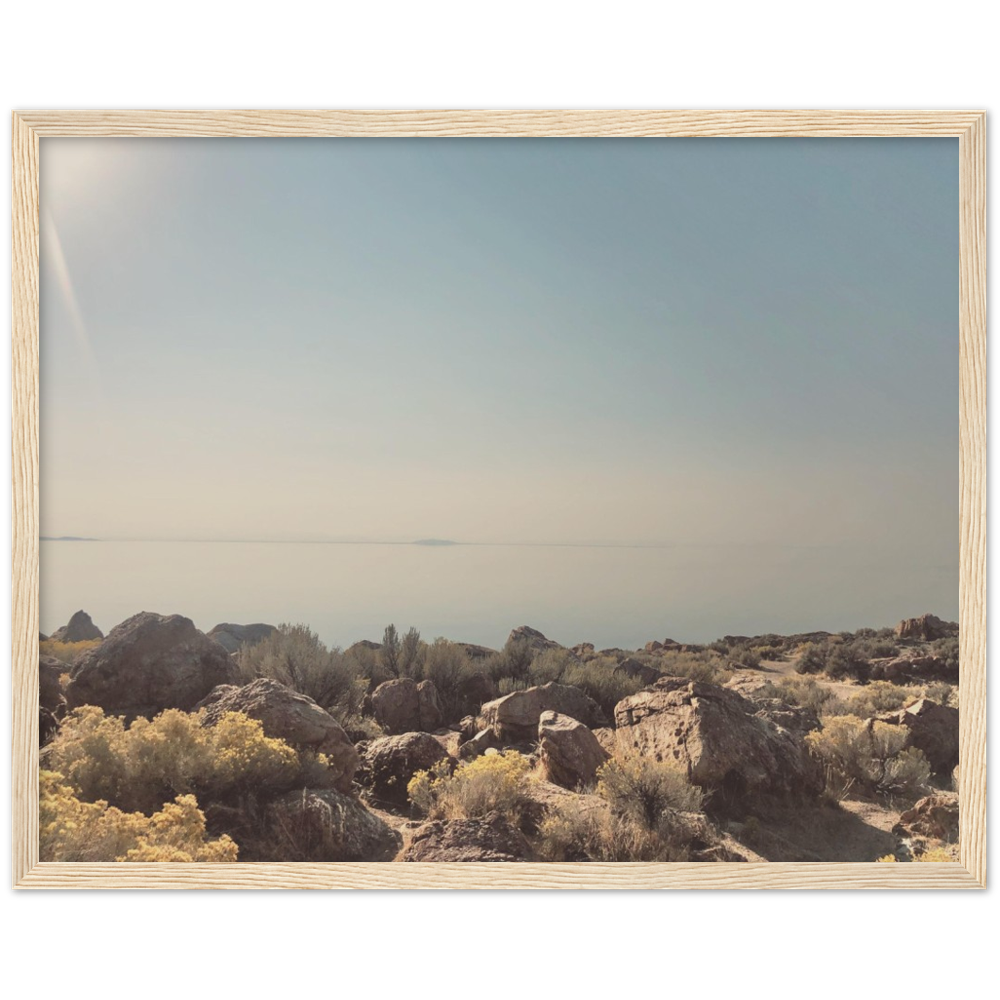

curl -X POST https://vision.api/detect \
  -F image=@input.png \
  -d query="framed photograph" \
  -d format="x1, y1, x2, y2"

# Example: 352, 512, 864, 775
12, 110, 986, 889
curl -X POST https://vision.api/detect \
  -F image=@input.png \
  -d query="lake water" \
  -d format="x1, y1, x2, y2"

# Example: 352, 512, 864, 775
40, 540, 958, 651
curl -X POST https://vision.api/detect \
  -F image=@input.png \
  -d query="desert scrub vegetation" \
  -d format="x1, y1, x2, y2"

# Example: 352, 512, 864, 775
40, 770, 237, 862
408, 751, 531, 821
236, 623, 370, 733
39, 638, 101, 665
877, 846, 954, 863
805, 716, 930, 802
523, 649, 642, 717
656, 648, 732, 685
538, 753, 705, 862
44, 706, 329, 814
420, 638, 493, 720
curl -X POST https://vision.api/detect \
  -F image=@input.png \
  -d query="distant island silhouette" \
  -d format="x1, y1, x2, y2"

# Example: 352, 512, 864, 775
411, 538, 459, 546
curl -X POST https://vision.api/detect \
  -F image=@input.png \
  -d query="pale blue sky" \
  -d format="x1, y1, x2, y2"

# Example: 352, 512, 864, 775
40, 137, 958, 557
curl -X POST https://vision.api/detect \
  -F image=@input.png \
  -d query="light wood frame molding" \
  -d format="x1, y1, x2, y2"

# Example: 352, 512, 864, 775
11, 109, 986, 889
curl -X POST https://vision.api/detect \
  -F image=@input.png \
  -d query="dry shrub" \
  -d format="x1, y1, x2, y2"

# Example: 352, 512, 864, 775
40, 770, 237, 862
408, 751, 531, 820
538, 753, 704, 862
657, 649, 731, 685
235, 623, 367, 727
805, 715, 930, 801
421, 639, 492, 721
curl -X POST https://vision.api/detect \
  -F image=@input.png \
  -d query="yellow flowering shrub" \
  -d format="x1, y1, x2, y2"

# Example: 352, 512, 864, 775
408, 751, 530, 819
46, 706, 307, 814
40, 770, 237, 862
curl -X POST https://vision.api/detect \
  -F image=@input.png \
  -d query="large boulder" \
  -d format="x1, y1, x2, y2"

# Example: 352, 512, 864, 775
615, 657, 662, 687
481, 682, 602, 742
868, 655, 955, 683
207, 622, 277, 653
66, 612, 237, 720
51, 610, 103, 643
359, 732, 454, 807
197, 678, 358, 792
399, 812, 532, 861
614, 678, 824, 815
507, 625, 567, 658
370, 677, 443, 734
876, 698, 959, 776
537, 711, 609, 789
894, 614, 957, 641
893, 792, 959, 844
263, 788, 401, 861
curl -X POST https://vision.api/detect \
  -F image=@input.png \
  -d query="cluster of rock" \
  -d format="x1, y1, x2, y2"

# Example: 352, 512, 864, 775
894, 613, 958, 641
38, 612, 963, 864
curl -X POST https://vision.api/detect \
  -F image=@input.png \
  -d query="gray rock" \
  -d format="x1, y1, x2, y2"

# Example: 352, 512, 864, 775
359, 732, 454, 807
537, 711, 609, 789
51, 610, 103, 643
197, 677, 358, 793
207, 622, 277, 653
66, 612, 237, 720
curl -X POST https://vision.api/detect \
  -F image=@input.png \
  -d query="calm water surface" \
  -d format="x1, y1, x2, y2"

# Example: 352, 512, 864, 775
40, 541, 958, 650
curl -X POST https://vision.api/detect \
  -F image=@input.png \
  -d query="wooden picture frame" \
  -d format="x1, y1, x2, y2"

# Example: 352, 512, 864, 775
11, 109, 986, 889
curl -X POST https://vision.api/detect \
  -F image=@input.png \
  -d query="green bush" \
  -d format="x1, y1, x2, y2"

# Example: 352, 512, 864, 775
45, 705, 326, 814
235, 623, 367, 727
40, 770, 237, 862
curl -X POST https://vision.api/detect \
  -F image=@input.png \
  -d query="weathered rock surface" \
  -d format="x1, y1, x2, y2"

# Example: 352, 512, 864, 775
877, 698, 959, 775
455, 642, 497, 661
264, 788, 401, 861
66, 612, 237, 720
868, 655, 955, 683
893, 792, 959, 843
537, 711, 609, 789
51, 610, 104, 643
481, 682, 602, 742
370, 677, 444, 735
39, 655, 66, 714
207, 622, 277, 653
359, 732, 454, 807
458, 727, 503, 760
399, 812, 532, 861
507, 625, 567, 658
571, 642, 596, 659
615, 657, 662, 687
753, 699, 821, 735
894, 614, 957, 641
614, 678, 824, 814
198, 677, 358, 792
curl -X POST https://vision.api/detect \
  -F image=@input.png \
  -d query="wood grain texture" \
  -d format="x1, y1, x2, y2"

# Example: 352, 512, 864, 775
957, 113, 988, 887
11, 112, 40, 888
14, 861, 984, 890
12, 109, 986, 138
10, 110, 987, 889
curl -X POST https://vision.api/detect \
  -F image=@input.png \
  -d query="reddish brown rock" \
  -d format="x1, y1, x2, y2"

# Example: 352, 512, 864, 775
893, 792, 959, 843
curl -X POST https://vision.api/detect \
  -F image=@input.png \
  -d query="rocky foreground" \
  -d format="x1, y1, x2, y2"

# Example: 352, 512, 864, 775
38, 611, 960, 863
